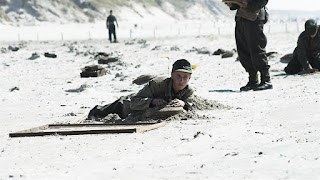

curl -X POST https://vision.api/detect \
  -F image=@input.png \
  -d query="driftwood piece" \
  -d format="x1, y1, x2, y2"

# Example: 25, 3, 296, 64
132, 74, 156, 85
9, 121, 167, 137
213, 49, 226, 55
28, 53, 40, 60
266, 51, 278, 57
82, 65, 102, 71
96, 52, 110, 58
70, 113, 89, 124
80, 69, 106, 77
44, 52, 57, 58
8, 45, 19, 51
98, 57, 119, 64
221, 51, 234, 58
145, 106, 184, 118
280, 53, 293, 63
80, 65, 106, 78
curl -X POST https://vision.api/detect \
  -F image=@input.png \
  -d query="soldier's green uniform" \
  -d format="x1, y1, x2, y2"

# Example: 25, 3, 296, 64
88, 59, 194, 119
285, 21, 320, 74
88, 77, 194, 119
130, 76, 194, 111
230, 0, 272, 91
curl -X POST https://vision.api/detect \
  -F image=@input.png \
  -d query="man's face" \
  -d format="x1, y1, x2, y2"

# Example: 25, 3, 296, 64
311, 27, 319, 38
171, 71, 191, 92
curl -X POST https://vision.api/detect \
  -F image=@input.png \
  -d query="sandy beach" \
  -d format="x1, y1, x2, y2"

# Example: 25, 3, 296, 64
1, 26, 320, 179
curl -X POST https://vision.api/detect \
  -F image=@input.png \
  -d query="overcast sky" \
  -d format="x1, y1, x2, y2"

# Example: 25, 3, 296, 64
267, 0, 320, 11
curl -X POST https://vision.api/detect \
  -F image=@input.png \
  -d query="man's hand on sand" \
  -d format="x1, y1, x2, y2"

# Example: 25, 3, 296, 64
168, 99, 185, 107
151, 98, 167, 106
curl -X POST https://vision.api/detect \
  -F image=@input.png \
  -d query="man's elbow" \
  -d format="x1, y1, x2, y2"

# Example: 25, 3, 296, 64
130, 99, 152, 111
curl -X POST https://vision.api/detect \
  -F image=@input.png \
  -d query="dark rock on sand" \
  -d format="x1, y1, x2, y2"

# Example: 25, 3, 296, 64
280, 53, 293, 63
44, 52, 57, 58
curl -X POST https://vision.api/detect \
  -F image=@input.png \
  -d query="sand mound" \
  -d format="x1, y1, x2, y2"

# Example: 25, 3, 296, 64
189, 95, 230, 111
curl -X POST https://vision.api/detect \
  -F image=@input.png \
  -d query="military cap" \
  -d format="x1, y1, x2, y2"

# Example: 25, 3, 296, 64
172, 59, 192, 74
305, 19, 318, 35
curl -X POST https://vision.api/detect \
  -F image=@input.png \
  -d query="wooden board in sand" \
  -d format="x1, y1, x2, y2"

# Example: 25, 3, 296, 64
145, 106, 184, 118
9, 121, 166, 137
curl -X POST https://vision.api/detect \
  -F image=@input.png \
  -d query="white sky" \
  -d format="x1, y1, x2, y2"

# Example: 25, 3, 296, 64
268, 0, 320, 11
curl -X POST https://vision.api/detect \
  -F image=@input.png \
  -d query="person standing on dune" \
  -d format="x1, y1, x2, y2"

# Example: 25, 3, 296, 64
106, 10, 118, 43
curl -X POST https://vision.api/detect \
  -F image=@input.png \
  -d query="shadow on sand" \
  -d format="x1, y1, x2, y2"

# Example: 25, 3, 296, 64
273, 73, 289, 77
208, 89, 240, 93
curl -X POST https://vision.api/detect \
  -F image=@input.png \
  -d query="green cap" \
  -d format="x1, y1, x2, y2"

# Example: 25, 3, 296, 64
172, 59, 192, 74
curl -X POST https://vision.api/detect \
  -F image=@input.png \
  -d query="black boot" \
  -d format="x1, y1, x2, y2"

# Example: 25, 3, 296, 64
240, 72, 259, 91
254, 70, 273, 91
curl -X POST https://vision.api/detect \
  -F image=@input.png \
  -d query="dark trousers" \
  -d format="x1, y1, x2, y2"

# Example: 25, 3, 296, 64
285, 53, 320, 74
235, 18, 269, 74
88, 95, 133, 119
108, 24, 117, 42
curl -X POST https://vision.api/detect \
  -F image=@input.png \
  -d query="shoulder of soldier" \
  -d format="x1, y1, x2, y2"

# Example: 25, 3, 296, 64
149, 76, 169, 84
185, 84, 195, 94
298, 31, 310, 41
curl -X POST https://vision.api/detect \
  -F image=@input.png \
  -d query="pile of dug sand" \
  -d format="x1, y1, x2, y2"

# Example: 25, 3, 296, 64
189, 95, 230, 111
81, 95, 230, 124
167, 95, 231, 121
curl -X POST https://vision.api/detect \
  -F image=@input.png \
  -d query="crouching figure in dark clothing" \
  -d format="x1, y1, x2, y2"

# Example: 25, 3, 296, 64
284, 19, 320, 75
88, 59, 194, 119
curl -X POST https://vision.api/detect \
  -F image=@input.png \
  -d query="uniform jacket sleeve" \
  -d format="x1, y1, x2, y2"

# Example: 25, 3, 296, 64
295, 32, 311, 70
247, 0, 268, 12
179, 87, 194, 110
130, 78, 167, 110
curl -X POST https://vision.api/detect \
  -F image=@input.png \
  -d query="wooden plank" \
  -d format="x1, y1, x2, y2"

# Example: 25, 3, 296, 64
9, 122, 166, 138
70, 113, 89, 124
9, 129, 136, 137
135, 121, 167, 133
50, 122, 162, 127
98, 57, 119, 64
10, 124, 49, 134
80, 68, 106, 78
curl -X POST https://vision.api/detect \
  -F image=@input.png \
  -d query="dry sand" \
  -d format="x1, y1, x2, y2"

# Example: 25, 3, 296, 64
1, 31, 320, 179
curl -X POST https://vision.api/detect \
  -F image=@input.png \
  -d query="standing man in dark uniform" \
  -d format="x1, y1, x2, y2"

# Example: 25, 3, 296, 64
284, 19, 320, 75
225, 0, 272, 91
106, 10, 118, 43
